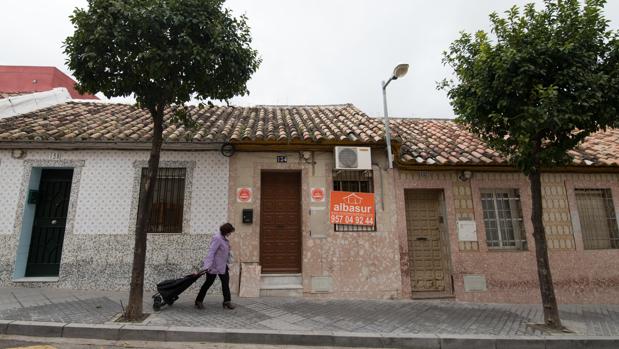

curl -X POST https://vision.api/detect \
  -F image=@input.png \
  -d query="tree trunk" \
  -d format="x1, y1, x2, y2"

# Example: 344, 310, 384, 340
529, 169, 562, 329
125, 105, 165, 320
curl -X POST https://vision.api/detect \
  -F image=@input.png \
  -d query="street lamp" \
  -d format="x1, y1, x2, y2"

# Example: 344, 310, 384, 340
382, 63, 409, 169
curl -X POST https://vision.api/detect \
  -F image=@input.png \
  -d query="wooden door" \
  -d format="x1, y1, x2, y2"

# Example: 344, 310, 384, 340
260, 171, 302, 273
404, 189, 450, 294
26, 169, 73, 277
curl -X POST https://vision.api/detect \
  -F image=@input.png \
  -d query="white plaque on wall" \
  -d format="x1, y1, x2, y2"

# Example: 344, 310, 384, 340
457, 220, 477, 241
463, 275, 487, 292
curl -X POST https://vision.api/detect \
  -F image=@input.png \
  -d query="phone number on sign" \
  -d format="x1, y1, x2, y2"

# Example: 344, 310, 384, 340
330, 214, 374, 226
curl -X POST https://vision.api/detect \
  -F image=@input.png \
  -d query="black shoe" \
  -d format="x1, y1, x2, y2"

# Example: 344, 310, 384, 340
194, 301, 205, 309
222, 301, 236, 310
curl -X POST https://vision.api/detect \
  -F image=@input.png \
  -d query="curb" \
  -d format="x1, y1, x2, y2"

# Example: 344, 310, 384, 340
1, 320, 618, 348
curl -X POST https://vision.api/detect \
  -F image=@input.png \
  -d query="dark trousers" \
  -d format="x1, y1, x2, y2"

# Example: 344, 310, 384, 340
195, 267, 231, 303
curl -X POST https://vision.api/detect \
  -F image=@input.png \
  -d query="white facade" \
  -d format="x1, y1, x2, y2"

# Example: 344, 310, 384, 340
0, 149, 229, 290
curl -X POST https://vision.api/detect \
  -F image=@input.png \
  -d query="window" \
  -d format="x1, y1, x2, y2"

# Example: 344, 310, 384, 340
575, 189, 619, 249
332, 170, 376, 232
137, 168, 186, 234
480, 189, 527, 250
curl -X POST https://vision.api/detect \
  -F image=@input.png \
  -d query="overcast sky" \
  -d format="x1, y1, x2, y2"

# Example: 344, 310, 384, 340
1, 1, 618, 118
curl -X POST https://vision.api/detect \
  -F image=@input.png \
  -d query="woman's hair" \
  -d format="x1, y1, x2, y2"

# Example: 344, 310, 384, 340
220, 223, 235, 236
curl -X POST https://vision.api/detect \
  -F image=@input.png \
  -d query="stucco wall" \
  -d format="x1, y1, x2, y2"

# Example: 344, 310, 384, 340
395, 170, 619, 304
0, 149, 229, 293
228, 150, 401, 299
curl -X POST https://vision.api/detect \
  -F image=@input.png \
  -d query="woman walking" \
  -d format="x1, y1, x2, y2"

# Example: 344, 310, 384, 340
195, 223, 236, 310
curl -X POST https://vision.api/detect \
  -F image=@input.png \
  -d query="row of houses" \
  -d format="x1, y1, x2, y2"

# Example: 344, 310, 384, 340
0, 99, 617, 304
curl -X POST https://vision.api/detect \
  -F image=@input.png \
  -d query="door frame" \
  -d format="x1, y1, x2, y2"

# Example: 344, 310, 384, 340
25, 168, 74, 277
403, 188, 454, 298
13, 161, 83, 280
259, 170, 303, 273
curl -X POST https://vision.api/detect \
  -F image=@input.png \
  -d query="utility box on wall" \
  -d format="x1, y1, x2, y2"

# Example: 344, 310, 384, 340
242, 209, 253, 224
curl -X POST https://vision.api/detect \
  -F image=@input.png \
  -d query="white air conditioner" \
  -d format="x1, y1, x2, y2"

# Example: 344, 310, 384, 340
334, 146, 372, 170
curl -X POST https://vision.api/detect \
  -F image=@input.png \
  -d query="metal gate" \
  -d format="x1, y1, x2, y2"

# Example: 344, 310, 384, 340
25, 169, 73, 277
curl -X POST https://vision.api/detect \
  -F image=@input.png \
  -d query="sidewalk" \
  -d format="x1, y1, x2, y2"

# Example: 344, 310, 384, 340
1, 287, 618, 348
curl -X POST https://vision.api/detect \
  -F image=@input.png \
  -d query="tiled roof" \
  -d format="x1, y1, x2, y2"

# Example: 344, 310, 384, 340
391, 118, 619, 167
0, 101, 384, 144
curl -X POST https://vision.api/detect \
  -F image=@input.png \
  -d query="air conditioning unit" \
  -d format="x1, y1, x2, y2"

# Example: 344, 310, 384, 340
334, 146, 372, 170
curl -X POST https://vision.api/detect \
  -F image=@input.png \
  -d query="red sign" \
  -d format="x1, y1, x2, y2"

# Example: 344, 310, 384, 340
237, 187, 252, 203
329, 191, 375, 226
311, 187, 325, 202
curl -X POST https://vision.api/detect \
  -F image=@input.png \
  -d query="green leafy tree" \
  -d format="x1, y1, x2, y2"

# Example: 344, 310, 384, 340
441, 0, 618, 329
64, 0, 260, 320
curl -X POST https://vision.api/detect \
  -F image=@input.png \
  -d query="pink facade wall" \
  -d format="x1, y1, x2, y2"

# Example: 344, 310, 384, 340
0, 66, 98, 99
228, 150, 402, 299
395, 170, 619, 304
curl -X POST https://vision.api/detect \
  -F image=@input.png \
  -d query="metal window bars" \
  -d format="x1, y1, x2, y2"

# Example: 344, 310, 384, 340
332, 170, 377, 232
137, 168, 186, 234
575, 188, 619, 250
481, 189, 527, 250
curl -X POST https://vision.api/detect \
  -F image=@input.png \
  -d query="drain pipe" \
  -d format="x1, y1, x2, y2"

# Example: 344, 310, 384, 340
372, 162, 387, 211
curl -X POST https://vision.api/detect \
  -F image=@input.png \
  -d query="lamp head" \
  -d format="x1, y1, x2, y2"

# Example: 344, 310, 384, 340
392, 64, 409, 79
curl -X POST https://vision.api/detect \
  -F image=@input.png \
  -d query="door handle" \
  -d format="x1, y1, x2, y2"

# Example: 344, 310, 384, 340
416, 237, 428, 241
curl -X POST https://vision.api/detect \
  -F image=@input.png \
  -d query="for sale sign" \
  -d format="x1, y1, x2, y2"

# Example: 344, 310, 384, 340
329, 191, 375, 226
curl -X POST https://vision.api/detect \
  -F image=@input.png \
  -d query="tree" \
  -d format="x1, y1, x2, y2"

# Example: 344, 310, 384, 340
441, 0, 618, 329
64, 0, 260, 320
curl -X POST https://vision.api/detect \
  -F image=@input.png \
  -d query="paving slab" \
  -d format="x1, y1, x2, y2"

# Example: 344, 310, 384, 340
494, 336, 545, 349
119, 325, 168, 341
165, 326, 227, 342
6, 321, 65, 337
0, 320, 12, 334
380, 333, 440, 349
63, 323, 123, 340
0, 287, 618, 348
439, 334, 497, 349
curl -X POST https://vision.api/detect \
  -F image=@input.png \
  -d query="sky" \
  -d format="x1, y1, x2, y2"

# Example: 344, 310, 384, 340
1, 1, 618, 118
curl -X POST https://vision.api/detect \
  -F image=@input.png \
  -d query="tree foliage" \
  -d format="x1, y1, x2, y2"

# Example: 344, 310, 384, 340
441, 0, 618, 329
441, 0, 619, 173
65, 0, 260, 111
64, 0, 260, 320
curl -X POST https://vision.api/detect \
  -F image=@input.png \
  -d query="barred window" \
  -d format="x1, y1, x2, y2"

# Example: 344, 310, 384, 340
480, 189, 527, 250
137, 168, 186, 234
333, 170, 376, 232
575, 189, 619, 250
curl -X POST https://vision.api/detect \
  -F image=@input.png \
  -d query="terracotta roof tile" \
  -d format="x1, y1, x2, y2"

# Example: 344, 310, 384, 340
391, 118, 619, 167
0, 102, 385, 145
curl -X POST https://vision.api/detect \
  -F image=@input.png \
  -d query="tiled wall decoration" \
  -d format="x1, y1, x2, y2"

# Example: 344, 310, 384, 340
0, 157, 24, 234
0, 149, 229, 291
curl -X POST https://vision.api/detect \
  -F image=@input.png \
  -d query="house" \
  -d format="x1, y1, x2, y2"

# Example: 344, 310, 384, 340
0, 66, 97, 100
0, 101, 402, 299
0, 66, 98, 118
0, 100, 617, 304
390, 118, 619, 304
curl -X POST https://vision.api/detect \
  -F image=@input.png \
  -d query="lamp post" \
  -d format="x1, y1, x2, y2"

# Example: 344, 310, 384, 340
381, 63, 409, 169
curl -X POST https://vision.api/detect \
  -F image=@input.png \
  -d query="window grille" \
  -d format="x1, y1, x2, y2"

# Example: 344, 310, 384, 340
575, 188, 619, 250
480, 189, 527, 250
137, 168, 186, 234
332, 170, 376, 232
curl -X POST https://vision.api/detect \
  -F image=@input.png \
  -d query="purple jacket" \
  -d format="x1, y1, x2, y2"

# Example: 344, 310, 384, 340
202, 233, 230, 275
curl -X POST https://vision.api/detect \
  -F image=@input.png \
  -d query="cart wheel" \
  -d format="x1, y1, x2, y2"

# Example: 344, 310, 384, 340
153, 295, 162, 311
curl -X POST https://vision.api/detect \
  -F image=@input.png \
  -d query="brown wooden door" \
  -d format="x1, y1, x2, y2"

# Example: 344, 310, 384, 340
405, 189, 450, 294
260, 171, 302, 273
